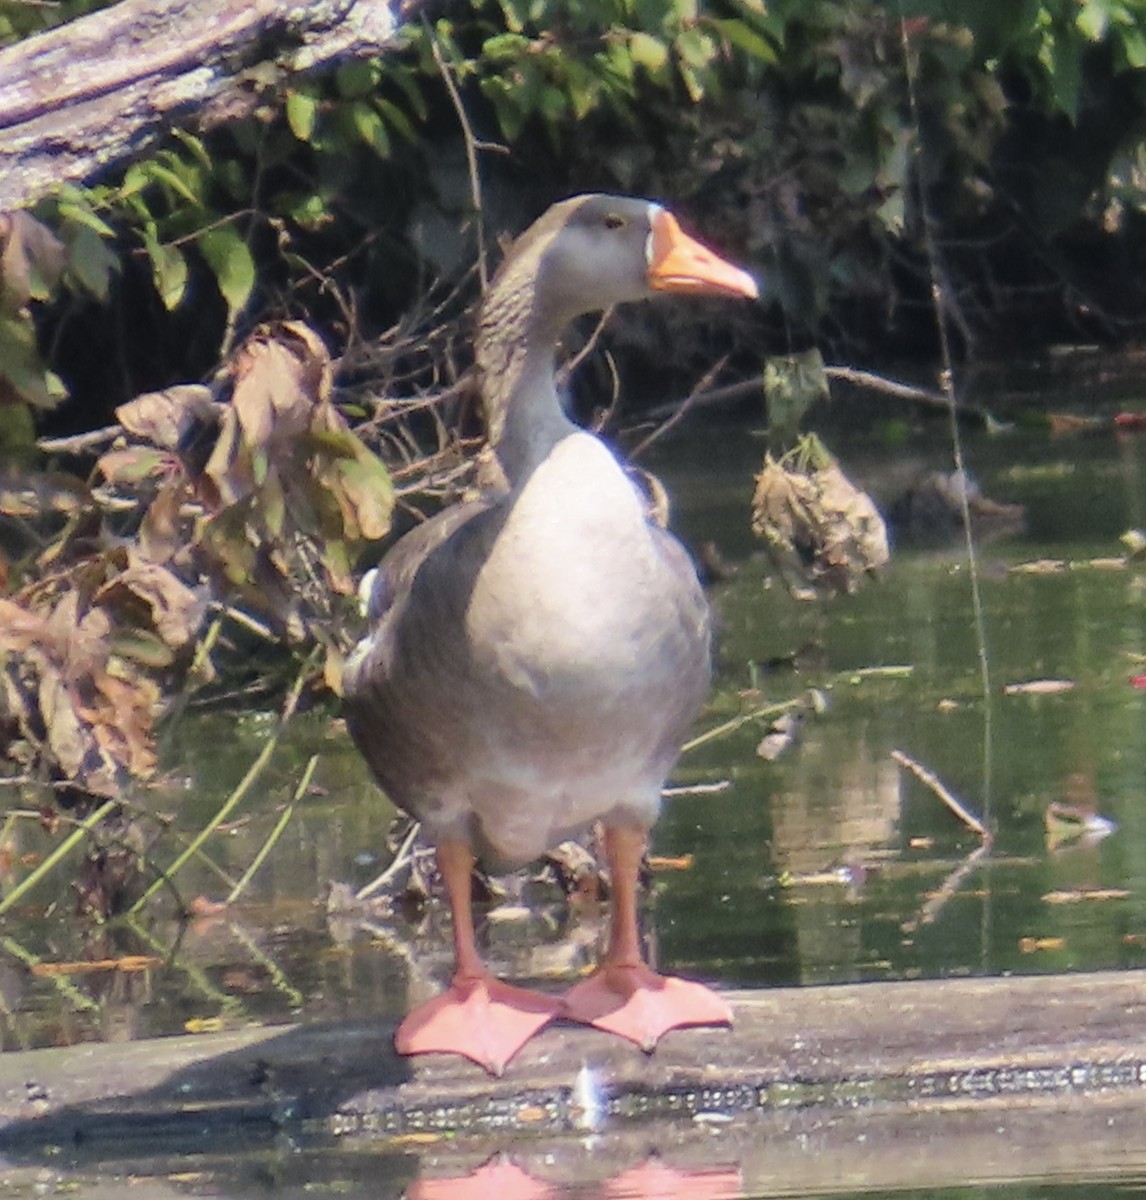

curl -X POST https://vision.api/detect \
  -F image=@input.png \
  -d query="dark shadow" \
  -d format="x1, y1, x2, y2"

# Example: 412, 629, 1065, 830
0, 1018, 412, 1163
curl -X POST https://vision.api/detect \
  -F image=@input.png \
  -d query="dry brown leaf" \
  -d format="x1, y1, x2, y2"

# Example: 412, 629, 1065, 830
0, 597, 47, 652
97, 447, 169, 486
115, 385, 215, 449
139, 477, 187, 564
39, 662, 88, 778
94, 550, 204, 648
229, 323, 327, 448
200, 406, 252, 509
752, 449, 888, 595
0, 212, 66, 311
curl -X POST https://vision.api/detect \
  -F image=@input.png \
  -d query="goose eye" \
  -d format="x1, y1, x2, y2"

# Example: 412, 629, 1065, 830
603, 213, 626, 231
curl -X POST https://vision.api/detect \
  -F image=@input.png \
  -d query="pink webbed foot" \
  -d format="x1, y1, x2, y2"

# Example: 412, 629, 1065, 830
560, 962, 732, 1052
396, 975, 561, 1075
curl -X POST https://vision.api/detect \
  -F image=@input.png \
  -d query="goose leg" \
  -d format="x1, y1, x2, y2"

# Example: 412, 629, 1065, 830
394, 840, 560, 1075
561, 825, 732, 1050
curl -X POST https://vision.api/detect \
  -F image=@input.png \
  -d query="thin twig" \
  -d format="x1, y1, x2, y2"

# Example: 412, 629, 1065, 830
430, 31, 490, 292
905, 842, 992, 932
630, 356, 728, 460
357, 819, 421, 901
899, 10, 994, 829
125, 919, 244, 1017
559, 308, 614, 387
225, 920, 304, 1009
661, 780, 732, 798
638, 364, 991, 428
37, 425, 120, 455
891, 749, 989, 838
682, 698, 804, 754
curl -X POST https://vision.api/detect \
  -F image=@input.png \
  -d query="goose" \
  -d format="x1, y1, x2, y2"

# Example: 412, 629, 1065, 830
343, 194, 758, 1074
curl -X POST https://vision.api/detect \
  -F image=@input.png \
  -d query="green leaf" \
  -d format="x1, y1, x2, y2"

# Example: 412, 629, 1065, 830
351, 101, 391, 156
97, 447, 169, 484
56, 199, 116, 239
198, 225, 255, 316
260, 465, 286, 538
482, 32, 532, 61
629, 32, 670, 73
675, 27, 717, 69
0, 313, 68, 408
118, 164, 150, 201
389, 67, 429, 120
142, 229, 188, 310
171, 129, 214, 172
377, 97, 417, 143
1118, 24, 1146, 67
107, 629, 176, 669
336, 60, 379, 99
146, 163, 202, 207
708, 17, 778, 63
286, 90, 320, 142
281, 192, 331, 230
1076, 2, 1108, 41
1046, 29, 1082, 120
482, 80, 526, 141
65, 223, 120, 301
0, 399, 35, 452
763, 349, 829, 442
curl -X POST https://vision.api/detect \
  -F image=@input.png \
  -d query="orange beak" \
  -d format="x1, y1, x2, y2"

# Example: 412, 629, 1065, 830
647, 210, 759, 301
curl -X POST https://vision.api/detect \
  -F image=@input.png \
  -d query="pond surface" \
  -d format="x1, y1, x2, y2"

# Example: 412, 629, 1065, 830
1, 360, 1146, 1197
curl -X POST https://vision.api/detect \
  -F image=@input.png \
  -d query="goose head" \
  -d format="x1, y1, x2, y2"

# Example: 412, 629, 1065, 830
491, 194, 758, 336
479, 195, 758, 471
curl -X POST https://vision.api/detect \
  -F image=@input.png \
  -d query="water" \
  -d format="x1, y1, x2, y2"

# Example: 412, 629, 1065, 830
1, 368, 1146, 1196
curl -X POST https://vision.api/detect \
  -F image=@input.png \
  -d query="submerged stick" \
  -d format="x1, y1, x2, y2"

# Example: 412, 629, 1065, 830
0, 936, 99, 1014
906, 842, 992, 932
357, 818, 421, 901
891, 749, 990, 839
682, 699, 804, 754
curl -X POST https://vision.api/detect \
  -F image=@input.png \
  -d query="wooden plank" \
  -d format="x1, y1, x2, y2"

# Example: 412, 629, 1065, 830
0, 970, 1145, 1191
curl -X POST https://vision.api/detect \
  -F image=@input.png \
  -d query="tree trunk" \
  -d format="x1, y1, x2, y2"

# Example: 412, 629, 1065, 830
0, 0, 405, 211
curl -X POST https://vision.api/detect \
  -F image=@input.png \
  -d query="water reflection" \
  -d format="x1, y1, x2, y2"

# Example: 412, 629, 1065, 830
406, 1156, 742, 1199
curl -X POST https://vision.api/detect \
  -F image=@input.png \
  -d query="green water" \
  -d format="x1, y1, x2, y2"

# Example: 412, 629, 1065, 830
2, 386, 1146, 1197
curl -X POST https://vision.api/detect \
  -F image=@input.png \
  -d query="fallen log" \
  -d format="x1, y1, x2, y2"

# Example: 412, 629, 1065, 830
1, 969, 1145, 1192
0, 0, 406, 211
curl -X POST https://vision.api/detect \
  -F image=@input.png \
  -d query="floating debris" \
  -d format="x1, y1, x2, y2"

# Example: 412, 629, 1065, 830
1003, 679, 1076, 696
751, 434, 889, 596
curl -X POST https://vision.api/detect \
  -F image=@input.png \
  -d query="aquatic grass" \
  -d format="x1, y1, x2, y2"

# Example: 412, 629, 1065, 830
0, 935, 99, 1014
0, 799, 117, 918
225, 753, 317, 905
128, 650, 319, 915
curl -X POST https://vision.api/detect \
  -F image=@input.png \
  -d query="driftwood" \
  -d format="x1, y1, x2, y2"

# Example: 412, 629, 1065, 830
0, 0, 408, 211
